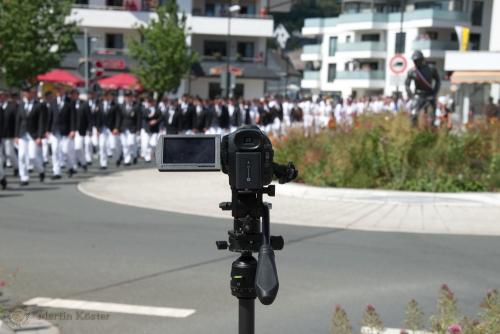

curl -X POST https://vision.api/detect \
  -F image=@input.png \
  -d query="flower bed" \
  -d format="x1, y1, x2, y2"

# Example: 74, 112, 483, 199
274, 113, 500, 192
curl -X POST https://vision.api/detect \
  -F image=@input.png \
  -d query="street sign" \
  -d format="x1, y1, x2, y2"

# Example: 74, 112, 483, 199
389, 54, 408, 75
273, 24, 290, 49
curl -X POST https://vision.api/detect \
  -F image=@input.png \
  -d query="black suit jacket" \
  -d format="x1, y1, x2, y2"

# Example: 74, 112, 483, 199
0, 104, 4, 140
117, 103, 142, 133
2, 101, 18, 138
76, 100, 92, 136
142, 106, 161, 133
50, 100, 75, 136
15, 100, 46, 139
96, 101, 119, 130
182, 103, 197, 131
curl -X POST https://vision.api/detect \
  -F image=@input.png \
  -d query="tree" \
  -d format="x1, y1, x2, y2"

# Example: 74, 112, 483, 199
129, 0, 196, 95
0, 0, 78, 87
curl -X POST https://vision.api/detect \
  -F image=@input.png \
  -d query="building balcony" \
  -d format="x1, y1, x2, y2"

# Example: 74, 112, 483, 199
301, 44, 322, 62
335, 70, 385, 88
337, 41, 386, 52
70, 5, 273, 37
301, 70, 321, 89
190, 15, 273, 37
302, 8, 470, 34
413, 40, 459, 58
336, 42, 387, 59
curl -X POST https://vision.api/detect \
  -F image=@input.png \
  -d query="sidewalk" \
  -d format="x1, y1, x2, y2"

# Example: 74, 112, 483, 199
79, 169, 500, 236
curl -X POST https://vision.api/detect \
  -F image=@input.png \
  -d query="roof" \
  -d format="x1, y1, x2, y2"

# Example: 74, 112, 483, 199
267, 50, 301, 77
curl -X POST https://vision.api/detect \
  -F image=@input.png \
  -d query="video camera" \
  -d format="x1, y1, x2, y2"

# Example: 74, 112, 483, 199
157, 125, 298, 333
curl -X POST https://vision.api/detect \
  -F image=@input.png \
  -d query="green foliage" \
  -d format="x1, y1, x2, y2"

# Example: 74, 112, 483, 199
361, 304, 384, 332
0, 0, 78, 87
405, 299, 425, 331
430, 284, 460, 334
129, 0, 196, 95
331, 305, 353, 334
477, 290, 500, 334
274, 113, 500, 192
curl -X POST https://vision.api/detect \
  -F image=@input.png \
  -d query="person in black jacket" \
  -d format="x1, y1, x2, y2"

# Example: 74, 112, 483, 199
73, 89, 91, 172
117, 90, 141, 165
182, 95, 197, 134
2, 91, 19, 175
15, 86, 46, 185
0, 90, 7, 189
96, 90, 120, 169
140, 94, 160, 162
44, 91, 63, 179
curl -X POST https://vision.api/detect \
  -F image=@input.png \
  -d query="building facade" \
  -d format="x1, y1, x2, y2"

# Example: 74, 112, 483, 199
65, 0, 284, 99
300, 0, 493, 98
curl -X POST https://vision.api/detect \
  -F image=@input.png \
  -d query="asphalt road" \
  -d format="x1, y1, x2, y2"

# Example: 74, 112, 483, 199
1, 165, 500, 333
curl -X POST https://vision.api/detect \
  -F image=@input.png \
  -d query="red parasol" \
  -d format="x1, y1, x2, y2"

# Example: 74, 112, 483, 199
37, 69, 84, 87
97, 73, 143, 90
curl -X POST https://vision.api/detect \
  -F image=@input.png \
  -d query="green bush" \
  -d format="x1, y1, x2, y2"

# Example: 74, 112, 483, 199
274, 113, 500, 192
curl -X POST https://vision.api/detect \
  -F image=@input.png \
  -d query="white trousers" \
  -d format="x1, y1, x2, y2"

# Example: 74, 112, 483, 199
18, 134, 44, 182
98, 128, 119, 167
74, 133, 91, 167
2, 138, 18, 169
49, 133, 62, 176
140, 130, 158, 162
42, 138, 50, 163
0, 144, 4, 179
120, 130, 137, 164
61, 136, 76, 170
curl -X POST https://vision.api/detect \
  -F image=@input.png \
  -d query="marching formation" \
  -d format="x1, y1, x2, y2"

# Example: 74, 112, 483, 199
1, 85, 499, 190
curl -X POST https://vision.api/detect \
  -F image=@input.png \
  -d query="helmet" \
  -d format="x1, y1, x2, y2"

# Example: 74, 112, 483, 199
412, 50, 425, 62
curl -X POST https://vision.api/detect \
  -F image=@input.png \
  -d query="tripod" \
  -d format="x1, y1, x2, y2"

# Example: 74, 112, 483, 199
216, 186, 284, 334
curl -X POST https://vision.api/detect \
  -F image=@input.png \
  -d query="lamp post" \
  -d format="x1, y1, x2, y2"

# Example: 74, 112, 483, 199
226, 4, 241, 98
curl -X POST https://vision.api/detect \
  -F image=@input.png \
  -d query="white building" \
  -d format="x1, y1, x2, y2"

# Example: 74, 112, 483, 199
300, 0, 493, 98
65, 0, 288, 99
444, 0, 500, 122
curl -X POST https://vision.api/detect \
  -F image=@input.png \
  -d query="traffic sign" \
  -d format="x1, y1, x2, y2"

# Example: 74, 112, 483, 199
389, 54, 408, 75
273, 24, 290, 49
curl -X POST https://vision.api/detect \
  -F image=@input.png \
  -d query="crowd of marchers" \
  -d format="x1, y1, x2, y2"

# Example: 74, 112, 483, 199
1, 86, 500, 190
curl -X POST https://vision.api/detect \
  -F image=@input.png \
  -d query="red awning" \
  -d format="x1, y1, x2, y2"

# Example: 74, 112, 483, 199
37, 69, 84, 87
98, 73, 143, 90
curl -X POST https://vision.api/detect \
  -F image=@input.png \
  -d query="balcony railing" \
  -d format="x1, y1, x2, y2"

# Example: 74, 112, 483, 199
303, 71, 321, 80
201, 55, 264, 63
389, 9, 469, 22
94, 48, 130, 55
336, 71, 385, 80
73, 3, 146, 12
304, 9, 469, 28
412, 40, 459, 51
303, 44, 322, 54
337, 42, 386, 52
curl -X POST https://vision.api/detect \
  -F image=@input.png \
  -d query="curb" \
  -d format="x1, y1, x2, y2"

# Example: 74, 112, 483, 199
0, 318, 59, 334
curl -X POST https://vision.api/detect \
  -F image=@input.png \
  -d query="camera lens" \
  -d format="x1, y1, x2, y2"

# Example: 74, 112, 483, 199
244, 137, 253, 144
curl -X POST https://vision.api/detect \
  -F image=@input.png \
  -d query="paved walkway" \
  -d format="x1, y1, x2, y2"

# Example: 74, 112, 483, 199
78, 169, 500, 236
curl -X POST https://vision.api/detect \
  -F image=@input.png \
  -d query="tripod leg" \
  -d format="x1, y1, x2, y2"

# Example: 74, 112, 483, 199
239, 298, 255, 334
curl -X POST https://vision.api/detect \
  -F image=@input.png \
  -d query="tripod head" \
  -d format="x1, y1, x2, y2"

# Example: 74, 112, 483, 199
217, 126, 298, 306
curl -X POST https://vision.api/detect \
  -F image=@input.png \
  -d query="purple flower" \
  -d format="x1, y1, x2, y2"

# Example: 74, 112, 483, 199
447, 324, 462, 334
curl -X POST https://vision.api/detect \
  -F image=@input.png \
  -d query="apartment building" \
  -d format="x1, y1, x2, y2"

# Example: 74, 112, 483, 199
300, 0, 493, 98
63, 0, 287, 99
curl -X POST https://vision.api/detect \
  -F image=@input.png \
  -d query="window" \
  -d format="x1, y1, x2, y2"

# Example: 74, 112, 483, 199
469, 33, 481, 50
209, 83, 222, 99
75, 0, 89, 5
329, 37, 337, 56
360, 62, 378, 70
471, 1, 484, 26
415, 1, 442, 10
452, 0, 464, 11
236, 42, 255, 59
240, 4, 256, 15
361, 34, 380, 42
426, 31, 438, 40
204, 41, 227, 57
451, 32, 458, 42
106, 0, 123, 7
233, 84, 244, 99
346, 36, 351, 43
105, 33, 124, 50
328, 64, 336, 82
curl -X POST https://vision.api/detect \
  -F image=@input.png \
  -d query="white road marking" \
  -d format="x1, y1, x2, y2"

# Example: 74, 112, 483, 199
23, 297, 195, 318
